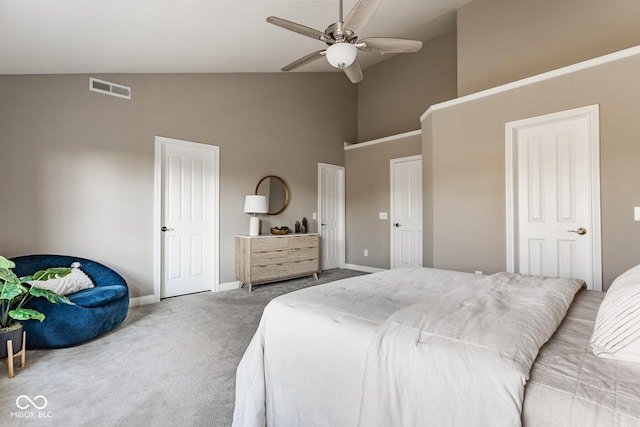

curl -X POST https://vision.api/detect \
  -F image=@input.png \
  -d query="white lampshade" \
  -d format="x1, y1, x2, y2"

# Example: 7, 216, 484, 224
244, 195, 267, 214
325, 43, 357, 69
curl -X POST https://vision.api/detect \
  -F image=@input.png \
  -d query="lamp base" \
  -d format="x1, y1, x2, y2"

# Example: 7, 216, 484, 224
249, 216, 260, 236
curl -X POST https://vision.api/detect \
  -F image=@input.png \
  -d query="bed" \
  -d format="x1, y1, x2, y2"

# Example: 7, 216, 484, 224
233, 267, 640, 427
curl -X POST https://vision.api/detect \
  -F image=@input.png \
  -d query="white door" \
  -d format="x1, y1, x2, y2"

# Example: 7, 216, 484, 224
506, 105, 602, 290
390, 156, 423, 269
318, 163, 345, 270
156, 137, 219, 298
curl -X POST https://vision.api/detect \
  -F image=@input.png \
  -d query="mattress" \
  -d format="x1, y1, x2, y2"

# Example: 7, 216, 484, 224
523, 289, 640, 426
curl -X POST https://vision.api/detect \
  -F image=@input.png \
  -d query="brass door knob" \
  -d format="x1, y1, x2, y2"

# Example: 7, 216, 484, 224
567, 227, 587, 235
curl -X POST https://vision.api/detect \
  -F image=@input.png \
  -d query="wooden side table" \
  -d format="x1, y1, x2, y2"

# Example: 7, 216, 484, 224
1, 331, 26, 378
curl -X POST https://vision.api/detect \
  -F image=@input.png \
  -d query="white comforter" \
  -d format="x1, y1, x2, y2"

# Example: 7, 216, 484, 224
233, 268, 584, 427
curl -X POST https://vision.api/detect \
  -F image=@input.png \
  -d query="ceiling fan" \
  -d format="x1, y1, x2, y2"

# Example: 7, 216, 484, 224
267, 0, 423, 83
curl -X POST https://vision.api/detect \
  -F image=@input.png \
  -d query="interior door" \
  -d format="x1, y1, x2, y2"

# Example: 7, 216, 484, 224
507, 105, 601, 290
318, 163, 345, 270
391, 156, 423, 268
159, 137, 219, 298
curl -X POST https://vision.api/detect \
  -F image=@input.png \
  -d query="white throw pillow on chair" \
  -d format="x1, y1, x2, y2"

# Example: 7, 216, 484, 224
28, 262, 95, 296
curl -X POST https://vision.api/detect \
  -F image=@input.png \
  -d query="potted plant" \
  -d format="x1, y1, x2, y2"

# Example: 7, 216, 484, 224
0, 255, 73, 358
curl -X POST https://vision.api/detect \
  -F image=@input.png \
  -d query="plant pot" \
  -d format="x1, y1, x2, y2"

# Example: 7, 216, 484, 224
0, 323, 24, 359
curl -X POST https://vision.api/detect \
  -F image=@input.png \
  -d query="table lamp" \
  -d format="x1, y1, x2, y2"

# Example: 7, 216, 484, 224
244, 195, 268, 236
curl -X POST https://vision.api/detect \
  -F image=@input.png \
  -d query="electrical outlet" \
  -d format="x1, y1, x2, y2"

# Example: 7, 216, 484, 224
475, 270, 483, 275
364, 249, 369, 257
635, 207, 640, 221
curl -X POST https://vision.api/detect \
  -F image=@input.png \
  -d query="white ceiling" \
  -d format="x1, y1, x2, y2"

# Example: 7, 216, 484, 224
0, 0, 471, 75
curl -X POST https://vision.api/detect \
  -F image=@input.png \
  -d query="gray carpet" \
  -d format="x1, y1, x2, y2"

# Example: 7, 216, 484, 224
0, 269, 366, 427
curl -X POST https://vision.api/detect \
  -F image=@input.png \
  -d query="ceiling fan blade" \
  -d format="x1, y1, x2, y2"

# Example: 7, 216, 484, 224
282, 50, 326, 72
359, 37, 423, 53
267, 16, 334, 43
343, 0, 383, 36
343, 58, 363, 83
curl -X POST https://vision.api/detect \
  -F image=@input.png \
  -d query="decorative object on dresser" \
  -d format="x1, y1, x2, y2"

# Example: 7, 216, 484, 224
236, 234, 319, 292
243, 195, 267, 237
270, 226, 290, 235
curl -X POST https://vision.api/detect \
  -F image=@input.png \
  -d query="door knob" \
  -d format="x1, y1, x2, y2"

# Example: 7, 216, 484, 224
161, 226, 174, 232
394, 223, 401, 227
567, 227, 587, 235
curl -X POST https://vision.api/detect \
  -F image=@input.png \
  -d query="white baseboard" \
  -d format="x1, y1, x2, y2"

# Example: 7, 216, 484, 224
219, 280, 241, 291
129, 281, 240, 307
343, 264, 387, 274
129, 294, 159, 307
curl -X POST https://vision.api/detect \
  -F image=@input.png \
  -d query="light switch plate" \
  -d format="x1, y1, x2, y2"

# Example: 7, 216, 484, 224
635, 207, 640, 221
379, 212, 388, 220
312, 212, 317, 220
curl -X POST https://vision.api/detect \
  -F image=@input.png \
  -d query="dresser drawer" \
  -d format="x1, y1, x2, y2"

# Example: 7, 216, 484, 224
251, 249, 288, 265
251, 237, 288, 252
288, 235, 318, 249
289, 247, 318, 262
289, 259, 319, 276
251, 264, 289, 283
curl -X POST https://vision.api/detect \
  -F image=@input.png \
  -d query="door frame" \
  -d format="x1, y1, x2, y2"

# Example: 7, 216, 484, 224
317, 163, 346, 270
153, 136, 220, 301
505, 104, 602, 290
390, 154, 423, 269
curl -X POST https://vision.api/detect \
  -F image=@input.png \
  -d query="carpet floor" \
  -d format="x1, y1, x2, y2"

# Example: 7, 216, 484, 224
0, 269, 366, 427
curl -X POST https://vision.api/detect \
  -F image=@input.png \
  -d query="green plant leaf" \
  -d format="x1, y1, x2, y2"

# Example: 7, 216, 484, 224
31, 267, 71, 282
0, 282, 28, 300
28, 287, 62, 304
9, 308, 45, 322
0, 256, 15, 270
0, 267, 21, 285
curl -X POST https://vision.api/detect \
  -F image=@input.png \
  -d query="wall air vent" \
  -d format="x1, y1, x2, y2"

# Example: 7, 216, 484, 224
89, 77, 131, 100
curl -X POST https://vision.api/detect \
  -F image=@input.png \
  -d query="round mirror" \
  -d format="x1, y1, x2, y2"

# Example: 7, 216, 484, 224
255, 175, 289, 215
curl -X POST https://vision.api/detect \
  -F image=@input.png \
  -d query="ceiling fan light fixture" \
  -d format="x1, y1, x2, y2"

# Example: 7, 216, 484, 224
325, 43, 357, 69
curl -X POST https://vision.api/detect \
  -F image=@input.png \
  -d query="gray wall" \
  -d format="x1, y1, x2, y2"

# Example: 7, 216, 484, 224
356, 30, 457, 141
345, 134, 422, 268
343, 29, 458, 270
423, 53, 640, 290
0, 73, 356, 297
457, 0, 640, 95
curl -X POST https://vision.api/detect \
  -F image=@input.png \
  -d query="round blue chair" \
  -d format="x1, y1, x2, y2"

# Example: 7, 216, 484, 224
10, 255, 129, 349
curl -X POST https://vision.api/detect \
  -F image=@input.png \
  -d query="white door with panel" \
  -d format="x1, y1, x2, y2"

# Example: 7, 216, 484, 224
506, 105, 601, 290
158, 137, 219, 298
391, 156, 423, 269
318, 163, 345, 270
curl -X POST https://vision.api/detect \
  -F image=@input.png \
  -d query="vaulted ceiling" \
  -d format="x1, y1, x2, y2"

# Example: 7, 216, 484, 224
0, 0, 471, 75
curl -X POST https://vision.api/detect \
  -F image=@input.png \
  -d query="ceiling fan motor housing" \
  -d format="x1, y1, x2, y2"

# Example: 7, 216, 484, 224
325, 22, 357, 44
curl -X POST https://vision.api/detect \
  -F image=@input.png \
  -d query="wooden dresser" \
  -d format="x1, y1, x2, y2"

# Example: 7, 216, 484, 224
236, 233, 320, 292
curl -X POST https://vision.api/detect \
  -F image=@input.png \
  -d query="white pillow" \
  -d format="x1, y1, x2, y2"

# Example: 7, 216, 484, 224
591, 264, 640, 363
29, 262, 95, 296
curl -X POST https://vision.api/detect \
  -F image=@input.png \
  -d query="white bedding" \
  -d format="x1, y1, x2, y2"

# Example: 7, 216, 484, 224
233, 267, 584, 427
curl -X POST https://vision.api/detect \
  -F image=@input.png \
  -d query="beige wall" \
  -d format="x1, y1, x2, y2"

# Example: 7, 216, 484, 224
356, 30, 457, 142
345, 134, 422, 268
457, 0, 640, 95
0, 73, 355, 297
422, 52, 640, 290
